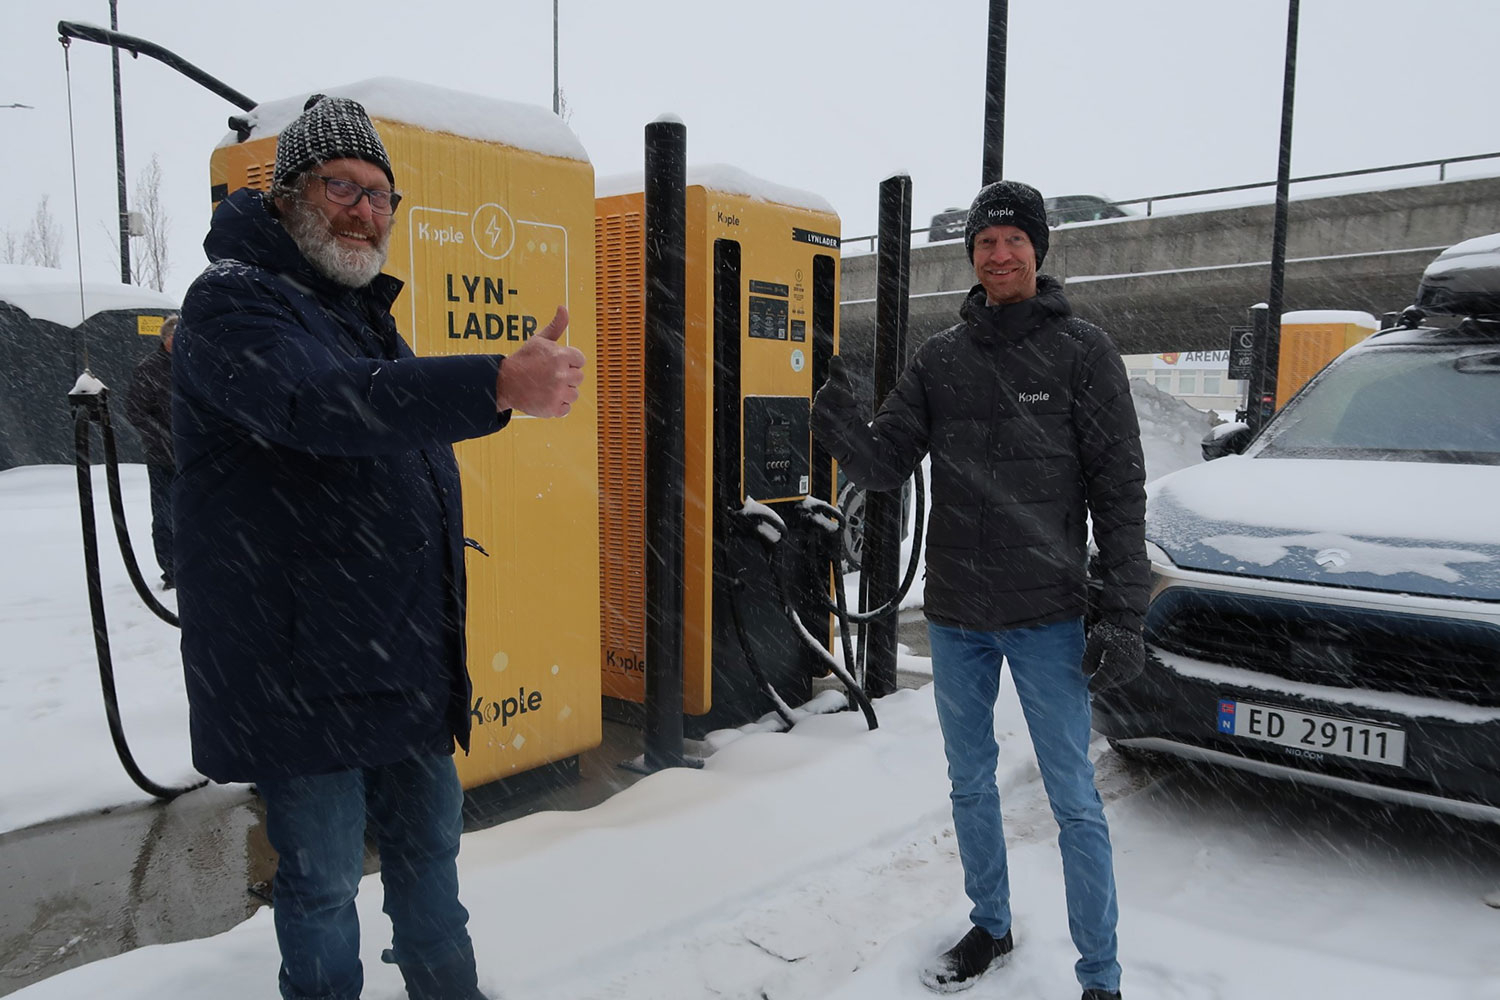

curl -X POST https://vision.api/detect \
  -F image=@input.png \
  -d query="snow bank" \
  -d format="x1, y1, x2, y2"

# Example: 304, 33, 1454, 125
1130, 378, 1211, 484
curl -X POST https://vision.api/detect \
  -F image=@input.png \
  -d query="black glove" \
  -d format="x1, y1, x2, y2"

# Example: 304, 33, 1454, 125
812, 355, 859, 445
1082, 620, 1145, 693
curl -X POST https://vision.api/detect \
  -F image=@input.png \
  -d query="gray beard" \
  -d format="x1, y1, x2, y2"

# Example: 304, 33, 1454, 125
282, 197, 390, 288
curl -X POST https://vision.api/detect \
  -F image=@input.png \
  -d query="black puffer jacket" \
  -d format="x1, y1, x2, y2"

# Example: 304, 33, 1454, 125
817, 276, 1148, 631
124, 344, 174, 466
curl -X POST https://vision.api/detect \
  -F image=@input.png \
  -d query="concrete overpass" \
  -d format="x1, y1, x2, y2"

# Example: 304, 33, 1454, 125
838, 175, 1500, 361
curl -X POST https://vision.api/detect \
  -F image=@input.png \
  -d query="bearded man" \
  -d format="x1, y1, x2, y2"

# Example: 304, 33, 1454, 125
172, 94, 584, 1000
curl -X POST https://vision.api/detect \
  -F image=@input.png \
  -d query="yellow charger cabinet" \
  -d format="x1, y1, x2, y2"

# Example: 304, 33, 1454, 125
1277, 310, 1379, 407
210, 79, 602, 789
595, 167, 841, 733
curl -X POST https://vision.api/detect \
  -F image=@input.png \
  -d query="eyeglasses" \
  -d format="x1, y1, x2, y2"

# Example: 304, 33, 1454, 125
314, 175, 402, 216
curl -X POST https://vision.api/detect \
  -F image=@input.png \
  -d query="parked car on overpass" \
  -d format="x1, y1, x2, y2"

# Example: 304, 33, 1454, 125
926, 206, 967, 243
1092, 233, 1500, 822
927, 194, 1128, 242
1043, 193, 1129, 226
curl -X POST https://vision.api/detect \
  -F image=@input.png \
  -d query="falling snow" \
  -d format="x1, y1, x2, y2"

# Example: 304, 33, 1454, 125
1, 389, 1497, 999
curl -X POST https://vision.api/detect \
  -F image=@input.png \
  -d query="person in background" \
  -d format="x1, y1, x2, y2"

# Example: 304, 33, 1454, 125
124, 313, 178, 589
172, 94, 585, 1000
812, 180, 1147, 1000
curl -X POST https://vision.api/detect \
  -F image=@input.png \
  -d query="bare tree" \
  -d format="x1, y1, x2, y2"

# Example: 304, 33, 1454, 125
21, 197, 63, 268
0, 228, 19, 264
130, 154, 171, 291
557, 87, 574, 126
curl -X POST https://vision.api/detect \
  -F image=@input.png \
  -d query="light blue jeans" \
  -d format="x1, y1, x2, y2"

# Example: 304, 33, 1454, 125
928, 618, 1121, 994
257, 753, 478, 1000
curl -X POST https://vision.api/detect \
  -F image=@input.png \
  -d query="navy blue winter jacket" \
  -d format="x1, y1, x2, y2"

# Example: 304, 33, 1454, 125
173, 189, 506, 782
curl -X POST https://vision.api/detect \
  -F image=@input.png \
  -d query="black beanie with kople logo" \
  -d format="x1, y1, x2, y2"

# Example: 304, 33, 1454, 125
964, 180, 1049, 266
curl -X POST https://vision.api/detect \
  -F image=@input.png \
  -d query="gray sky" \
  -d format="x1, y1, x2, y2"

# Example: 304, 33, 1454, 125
4, 0, 1497, 301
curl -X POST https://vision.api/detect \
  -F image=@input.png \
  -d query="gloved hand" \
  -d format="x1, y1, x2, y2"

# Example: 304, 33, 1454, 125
812, 355, 859, 445
1082, 619, 1146, 693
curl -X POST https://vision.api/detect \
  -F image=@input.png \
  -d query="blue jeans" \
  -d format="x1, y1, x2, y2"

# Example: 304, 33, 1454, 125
928, 618, 1121, 994
257, 754, 478, 1000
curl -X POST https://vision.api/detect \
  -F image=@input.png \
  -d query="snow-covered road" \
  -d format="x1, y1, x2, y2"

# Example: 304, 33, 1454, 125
4, 381, 1498, 998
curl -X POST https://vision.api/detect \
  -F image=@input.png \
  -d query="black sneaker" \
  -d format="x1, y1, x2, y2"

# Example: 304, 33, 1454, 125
919, 925, 1014, 993
1082, 990, 1122, 1000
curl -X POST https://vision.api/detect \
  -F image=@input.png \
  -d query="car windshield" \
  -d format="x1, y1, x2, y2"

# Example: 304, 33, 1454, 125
1253, 344, 1500, 464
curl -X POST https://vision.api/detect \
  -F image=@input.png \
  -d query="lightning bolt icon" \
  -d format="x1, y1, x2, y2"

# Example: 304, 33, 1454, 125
485, 215, 502, 249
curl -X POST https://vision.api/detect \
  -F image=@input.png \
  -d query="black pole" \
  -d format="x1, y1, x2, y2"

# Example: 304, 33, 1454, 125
1244, 303, 1269, 424
981, 0, 1009, 186
862, 173, 913, 700
1252, 0, 1300, 431
57, 21, 257, 111
642, 117, 691, 770
109, 0, 130, 284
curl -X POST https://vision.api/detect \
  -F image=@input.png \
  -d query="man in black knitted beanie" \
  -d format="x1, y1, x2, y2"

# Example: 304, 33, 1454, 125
964, 179, 1050, 269
813, 178, 1145, 999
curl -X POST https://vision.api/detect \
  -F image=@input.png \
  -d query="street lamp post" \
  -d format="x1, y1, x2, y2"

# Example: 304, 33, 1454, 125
1250, 0, 1301, 431
109, 0, 131, 285
981, 0, 1008, 186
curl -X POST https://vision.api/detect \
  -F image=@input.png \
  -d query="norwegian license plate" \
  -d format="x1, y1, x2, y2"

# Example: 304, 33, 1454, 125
1216, 699, 1407, 767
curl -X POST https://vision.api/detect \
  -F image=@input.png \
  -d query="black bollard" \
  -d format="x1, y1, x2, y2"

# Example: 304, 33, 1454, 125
861, 173, 913, 700
641, 116, 697, 771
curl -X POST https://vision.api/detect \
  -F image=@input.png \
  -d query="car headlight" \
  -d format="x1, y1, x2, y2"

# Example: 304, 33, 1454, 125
1144, 538, 1175, 603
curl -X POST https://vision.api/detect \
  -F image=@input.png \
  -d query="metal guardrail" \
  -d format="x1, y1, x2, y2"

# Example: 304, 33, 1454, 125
842, 150, 1500, 252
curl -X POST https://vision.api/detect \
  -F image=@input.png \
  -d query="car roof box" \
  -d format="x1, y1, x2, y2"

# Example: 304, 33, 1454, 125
1415, 233, 1500, 317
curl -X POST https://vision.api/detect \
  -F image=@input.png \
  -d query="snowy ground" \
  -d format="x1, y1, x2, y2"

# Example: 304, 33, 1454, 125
6, 387, 1499, 998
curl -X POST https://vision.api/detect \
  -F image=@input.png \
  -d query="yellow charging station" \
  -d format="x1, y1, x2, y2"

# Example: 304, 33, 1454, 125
1277, 310, 1378, 406
210, 79, 602, 789
595, 167, 841, 729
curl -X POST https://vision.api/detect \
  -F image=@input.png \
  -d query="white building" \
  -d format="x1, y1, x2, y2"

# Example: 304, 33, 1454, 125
1121, 349, 1244, 415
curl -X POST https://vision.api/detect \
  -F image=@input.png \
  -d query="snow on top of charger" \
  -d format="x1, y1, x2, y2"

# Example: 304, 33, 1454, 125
0, 263, 178, 328
1281, 309, 1379, 328
218, 77, 589, 163
596, 163, 837, 216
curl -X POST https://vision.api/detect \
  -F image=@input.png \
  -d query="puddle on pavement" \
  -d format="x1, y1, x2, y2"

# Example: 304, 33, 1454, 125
0, 720, 651, 997
0, 783, 272, 997
0, 673, 922, 998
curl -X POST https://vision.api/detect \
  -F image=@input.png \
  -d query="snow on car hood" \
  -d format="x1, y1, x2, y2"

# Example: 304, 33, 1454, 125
1146, 456, 1500, 601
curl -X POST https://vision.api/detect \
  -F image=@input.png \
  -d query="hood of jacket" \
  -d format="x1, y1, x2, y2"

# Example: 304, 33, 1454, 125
203, 187, 403, 313
957, 273, 1072, 346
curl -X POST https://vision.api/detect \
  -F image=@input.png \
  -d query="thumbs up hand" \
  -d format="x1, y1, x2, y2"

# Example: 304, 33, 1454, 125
495, 306, 587, 418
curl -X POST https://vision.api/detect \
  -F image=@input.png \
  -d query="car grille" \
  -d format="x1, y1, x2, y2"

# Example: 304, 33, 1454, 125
1147, 589, 1500, 707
